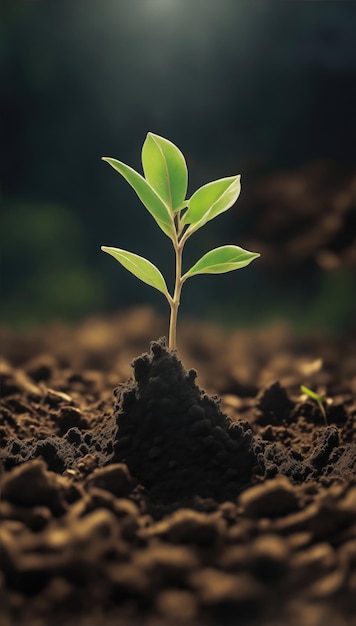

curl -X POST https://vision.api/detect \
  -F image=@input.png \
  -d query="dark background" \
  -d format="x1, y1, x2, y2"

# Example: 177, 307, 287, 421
1, 0, 356, 331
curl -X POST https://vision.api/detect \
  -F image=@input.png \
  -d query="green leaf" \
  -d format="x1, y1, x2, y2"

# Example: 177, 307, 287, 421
141, 132, 188, 212
101, 246, 170, 298
183, 245, 260, 279
182, 175, 241, 234
102, 157, 174, 239
300, 386, 324, 403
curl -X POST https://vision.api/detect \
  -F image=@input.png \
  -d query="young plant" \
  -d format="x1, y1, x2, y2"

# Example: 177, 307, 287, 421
101, 132, 260, 349
300, 385, 328, 425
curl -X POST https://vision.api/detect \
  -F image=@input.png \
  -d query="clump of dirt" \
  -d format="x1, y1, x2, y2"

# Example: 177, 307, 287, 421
112, 338, 256, 503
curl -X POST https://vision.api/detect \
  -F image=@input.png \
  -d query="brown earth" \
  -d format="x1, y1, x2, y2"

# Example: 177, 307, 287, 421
237, 160, 356, 271
1, 307, 356, 626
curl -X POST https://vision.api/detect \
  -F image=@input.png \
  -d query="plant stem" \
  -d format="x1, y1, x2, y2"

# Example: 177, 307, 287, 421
168, 220, 184, 350
318, 401, 329, 426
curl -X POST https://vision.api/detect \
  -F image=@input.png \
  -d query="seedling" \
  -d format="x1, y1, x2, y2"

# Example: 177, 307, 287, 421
101, 133, 260, 349
300, 385, 328, 425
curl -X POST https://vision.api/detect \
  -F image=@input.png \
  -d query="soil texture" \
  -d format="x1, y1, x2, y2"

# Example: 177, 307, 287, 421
1, 308, 356, 626
238, 161, 356, 271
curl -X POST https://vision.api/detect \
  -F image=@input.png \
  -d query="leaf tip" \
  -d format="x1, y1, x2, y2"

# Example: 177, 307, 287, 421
144, 131, 156, 145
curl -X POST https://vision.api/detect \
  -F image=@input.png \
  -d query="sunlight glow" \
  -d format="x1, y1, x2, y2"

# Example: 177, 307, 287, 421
144, 0, 180, 13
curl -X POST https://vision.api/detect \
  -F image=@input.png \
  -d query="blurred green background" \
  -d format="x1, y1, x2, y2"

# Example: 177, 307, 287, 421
1, 0, 355, 331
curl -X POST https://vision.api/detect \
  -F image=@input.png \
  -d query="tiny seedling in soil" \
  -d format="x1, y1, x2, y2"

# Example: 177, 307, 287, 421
300, 385, 328, 425
101, 132, 260, 349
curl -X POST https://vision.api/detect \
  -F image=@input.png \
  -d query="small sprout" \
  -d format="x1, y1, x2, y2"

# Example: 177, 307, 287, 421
300, 385, 328, 425
101, 132, 260, 350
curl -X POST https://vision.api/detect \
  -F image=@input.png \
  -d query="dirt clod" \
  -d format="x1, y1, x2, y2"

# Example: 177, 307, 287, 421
112, 338, 256, 502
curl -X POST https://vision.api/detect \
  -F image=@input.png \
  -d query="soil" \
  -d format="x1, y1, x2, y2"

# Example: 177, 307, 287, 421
1, 307, 356, 626
237, 161, 356, 271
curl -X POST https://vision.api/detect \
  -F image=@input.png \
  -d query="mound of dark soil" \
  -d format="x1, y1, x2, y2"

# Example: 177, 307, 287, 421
1, 309, 356, 626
